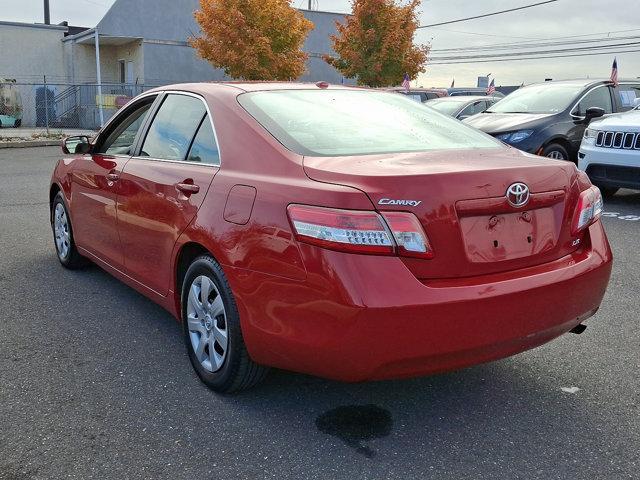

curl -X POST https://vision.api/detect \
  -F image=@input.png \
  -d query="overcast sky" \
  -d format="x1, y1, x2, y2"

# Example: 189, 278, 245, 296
3, 0, 639, 87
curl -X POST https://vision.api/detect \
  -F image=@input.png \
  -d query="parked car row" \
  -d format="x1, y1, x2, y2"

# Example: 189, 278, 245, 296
408, 79, 639, 195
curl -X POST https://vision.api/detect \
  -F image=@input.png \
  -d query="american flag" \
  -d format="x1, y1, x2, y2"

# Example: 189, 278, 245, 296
487, 79, 496, 95
610, 58, 619, 86
402, 73, 411, 92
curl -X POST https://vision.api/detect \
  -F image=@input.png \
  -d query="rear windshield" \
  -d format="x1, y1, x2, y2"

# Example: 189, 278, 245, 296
238, 89, 500, 156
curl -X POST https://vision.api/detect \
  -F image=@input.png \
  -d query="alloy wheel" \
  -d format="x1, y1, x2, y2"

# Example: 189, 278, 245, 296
186, 275, 229, 372
546, 150, 565, 160
53, 203, 71, 260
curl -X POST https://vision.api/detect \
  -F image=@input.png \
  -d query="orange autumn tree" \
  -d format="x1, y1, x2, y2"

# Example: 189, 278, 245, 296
325, 0, 429, 87
191, 0, 314, 81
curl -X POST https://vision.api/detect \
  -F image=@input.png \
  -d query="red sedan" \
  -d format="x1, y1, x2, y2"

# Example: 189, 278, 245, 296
50, 83, 612, 392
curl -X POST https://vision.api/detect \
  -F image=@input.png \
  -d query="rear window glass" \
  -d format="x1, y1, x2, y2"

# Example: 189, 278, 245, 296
238, 90, 500, 157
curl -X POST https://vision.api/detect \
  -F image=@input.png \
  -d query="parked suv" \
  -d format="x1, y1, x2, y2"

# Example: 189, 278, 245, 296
465, 79, 640, 162
579, 105, 640, 196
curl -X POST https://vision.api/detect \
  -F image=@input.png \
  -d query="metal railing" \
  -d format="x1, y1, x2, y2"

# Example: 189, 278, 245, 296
0, 81, 159, 131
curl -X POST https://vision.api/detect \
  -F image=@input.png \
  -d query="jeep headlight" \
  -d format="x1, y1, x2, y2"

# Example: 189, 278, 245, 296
584, 128, 598, 139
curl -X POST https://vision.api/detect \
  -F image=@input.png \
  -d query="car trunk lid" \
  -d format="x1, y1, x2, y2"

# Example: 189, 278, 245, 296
303, 147, 582, 279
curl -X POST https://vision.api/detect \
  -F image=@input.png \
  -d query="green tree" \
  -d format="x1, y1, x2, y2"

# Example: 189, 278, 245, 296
325, 0, 429, 87
191, 0, 314, 80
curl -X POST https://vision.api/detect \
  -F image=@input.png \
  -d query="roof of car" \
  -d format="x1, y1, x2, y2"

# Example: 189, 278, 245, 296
526, 78, 635, 88
429, 95, 493, 103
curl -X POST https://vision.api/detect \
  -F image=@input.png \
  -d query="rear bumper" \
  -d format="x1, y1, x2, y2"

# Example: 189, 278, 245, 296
230, 221, 612, 382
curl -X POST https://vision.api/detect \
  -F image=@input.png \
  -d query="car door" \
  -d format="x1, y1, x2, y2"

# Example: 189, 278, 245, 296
70, 95, 157, 268
567, 85, 614, 152
116, 92, 220, 295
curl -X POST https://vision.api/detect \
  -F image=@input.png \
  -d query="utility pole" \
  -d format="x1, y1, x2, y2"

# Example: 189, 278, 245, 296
44, 0, 50, 25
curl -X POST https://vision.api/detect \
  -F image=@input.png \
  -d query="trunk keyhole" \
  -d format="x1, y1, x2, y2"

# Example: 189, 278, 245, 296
493, 240, 499, 248
527, 236, 533, 244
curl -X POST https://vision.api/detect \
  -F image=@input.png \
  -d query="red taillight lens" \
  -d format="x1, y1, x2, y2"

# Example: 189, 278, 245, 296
572, 186, 603, 235
381, 211, 434, 259
287, 204, 394, 255
287, 204, 433, 259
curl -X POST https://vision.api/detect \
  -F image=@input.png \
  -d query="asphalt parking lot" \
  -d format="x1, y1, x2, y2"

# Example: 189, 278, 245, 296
1, 146, 638, 480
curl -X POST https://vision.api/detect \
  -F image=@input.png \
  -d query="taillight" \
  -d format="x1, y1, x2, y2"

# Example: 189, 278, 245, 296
381, 211, 433, 259
287, 204, 433, 258
572, 186, 603, 235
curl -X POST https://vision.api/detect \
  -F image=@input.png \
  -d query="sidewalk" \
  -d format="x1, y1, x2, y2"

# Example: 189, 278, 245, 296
0, 127, 96, 148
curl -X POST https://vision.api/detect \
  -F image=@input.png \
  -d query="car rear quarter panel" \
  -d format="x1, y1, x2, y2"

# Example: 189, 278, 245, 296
170, 87, 376, 336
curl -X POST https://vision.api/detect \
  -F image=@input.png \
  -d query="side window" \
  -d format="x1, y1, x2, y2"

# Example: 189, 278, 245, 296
574, 87, 613, 116
97, 100, 154, 155
140, 94, 207, 161
459, 101, 484, 118
616, 85, 640, 111
186, 115, 220, 166
403, 93, 423, 103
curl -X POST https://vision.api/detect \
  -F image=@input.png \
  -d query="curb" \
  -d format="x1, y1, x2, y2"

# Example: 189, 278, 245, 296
0, 140, 61, 149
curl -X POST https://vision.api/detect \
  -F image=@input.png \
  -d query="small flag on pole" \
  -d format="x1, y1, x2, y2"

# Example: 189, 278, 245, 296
487, 78, 496, 95
402, 73, 411, 92
451, 78, 455, 88
610, 58, 619, 86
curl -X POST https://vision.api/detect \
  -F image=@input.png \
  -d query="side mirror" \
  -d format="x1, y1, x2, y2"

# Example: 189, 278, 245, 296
584, 107, 605, 122
62, 136, 91, 155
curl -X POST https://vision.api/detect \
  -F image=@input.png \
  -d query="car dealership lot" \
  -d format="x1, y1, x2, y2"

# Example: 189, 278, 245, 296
1, 147, 638, 479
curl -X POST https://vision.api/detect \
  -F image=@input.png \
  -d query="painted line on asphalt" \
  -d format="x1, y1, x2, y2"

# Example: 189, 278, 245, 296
602, 212, 640, 222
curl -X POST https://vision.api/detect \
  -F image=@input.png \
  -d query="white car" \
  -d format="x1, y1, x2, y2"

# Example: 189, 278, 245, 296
579, 105, 640, 196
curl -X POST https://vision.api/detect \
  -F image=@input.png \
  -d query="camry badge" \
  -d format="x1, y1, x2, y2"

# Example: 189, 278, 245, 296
506, 182, 530, 208
378, 198, 422, 207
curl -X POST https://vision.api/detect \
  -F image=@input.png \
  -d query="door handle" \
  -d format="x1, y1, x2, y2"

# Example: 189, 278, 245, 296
106, 172, 120, 182
176, 183, 200, 195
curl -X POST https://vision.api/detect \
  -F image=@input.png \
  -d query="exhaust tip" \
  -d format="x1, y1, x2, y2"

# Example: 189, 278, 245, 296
570, 324, 587, 335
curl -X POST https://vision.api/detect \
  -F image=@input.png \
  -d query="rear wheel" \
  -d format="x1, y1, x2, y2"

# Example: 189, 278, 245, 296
51, 192, 85, 269
542, 143, 570, 161
14, 119, 21, 128
182, 255, 268, 393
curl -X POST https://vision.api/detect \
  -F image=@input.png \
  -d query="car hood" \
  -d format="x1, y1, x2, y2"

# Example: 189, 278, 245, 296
464, 112, 555, 134
590, 110, 640, 132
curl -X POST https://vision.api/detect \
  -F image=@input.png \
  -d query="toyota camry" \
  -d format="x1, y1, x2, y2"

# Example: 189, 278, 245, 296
50, 82, 613, 392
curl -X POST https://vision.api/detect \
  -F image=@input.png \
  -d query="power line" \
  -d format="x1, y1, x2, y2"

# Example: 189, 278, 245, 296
430, 41, 640, 61
429, 48, 640, 65
417, 0, 560, 29
431, 35, 640, 53
429, 28, 640, 52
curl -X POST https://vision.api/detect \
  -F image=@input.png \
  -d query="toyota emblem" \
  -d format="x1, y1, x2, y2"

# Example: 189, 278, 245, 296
506, 182, 530, 208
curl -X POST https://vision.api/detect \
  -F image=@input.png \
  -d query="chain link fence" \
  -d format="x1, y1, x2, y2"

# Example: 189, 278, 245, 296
0, 81, 159, 132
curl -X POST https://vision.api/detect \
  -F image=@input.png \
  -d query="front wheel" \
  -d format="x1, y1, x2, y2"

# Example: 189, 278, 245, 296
542, 143, 570, 161
182, 255, 268, 393
51, 192, 85, 269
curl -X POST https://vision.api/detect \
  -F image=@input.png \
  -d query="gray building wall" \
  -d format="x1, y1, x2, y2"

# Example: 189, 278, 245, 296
0, 21, 67, 82
93, 0, 350, 85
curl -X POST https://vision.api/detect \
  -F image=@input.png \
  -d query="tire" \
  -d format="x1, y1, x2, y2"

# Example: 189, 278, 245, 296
542, 143, 570, 161
51, 192, 85, 269
14, 119, 21, 128
181, 255, 268, 393
596, 185, 619, 198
